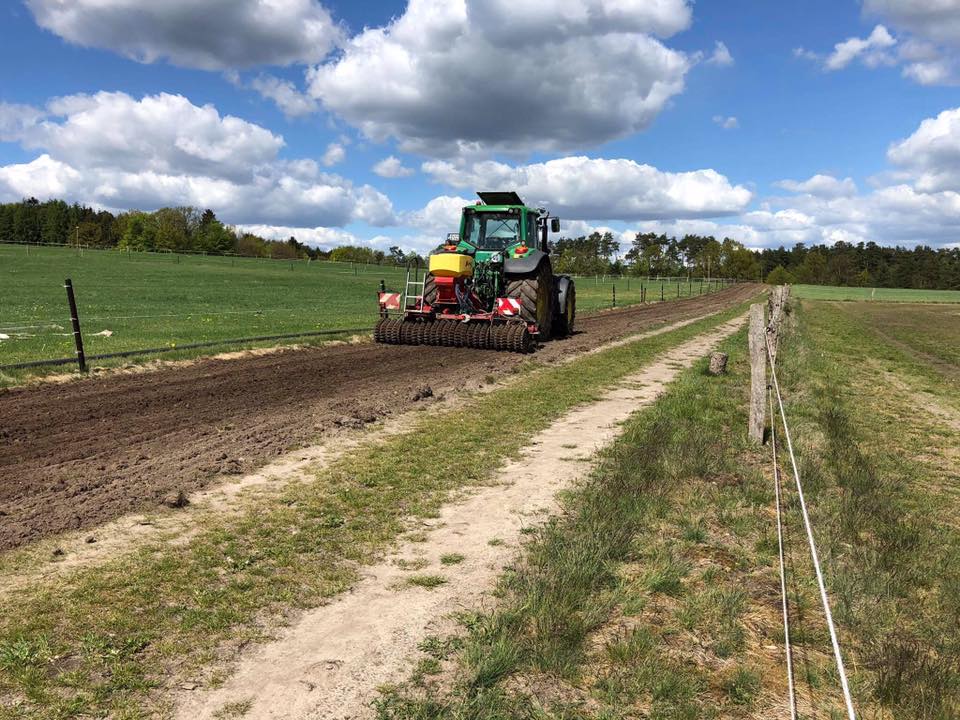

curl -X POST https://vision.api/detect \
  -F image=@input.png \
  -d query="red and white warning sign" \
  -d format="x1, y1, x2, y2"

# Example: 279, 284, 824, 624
379, 292, 402, 310
496, 297, 522, 316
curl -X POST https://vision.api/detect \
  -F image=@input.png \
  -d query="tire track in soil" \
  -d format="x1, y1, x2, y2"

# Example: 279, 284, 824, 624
0, 285, 760, 552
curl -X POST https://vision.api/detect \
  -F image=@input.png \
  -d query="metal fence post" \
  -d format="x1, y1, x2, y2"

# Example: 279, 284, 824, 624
661, 281, 664, 301
612, 283, 616, 308
64, 278, 86, 372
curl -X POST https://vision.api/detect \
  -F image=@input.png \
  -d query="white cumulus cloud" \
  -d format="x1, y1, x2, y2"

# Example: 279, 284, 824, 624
887, 107, 960, 192
806, 3, 960, 85
404, 195, 472, 234
824, 24, 897, 70
422, 156, 752, 221
707, 41, 734, 66
775, 174, 858, 198
0, 92, 394, 228
712, 115, 739, 130
373, 156, 415, 178
321, 142, 346, 167
248, 74, 319, 117
1, 92, 284, 184
306, 0, 694, 156
25, 0, 344, 70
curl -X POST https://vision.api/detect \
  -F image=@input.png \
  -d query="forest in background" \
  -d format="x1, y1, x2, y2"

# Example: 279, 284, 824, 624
2, 197, 958, 288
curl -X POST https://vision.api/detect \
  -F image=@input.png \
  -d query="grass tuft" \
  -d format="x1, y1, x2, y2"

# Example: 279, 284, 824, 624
405, 575, 447, 590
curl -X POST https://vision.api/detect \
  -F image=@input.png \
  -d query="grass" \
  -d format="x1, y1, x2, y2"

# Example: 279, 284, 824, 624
0, 296, 757, 719
830, 301, 960, 384
373, 296, 960, 719
375, 326, 774, 719
0, 243, 730, 381
406, 575, 448, 590
0, 243, 405, 378
439, 554, 465, 566
791, 283, 960, 303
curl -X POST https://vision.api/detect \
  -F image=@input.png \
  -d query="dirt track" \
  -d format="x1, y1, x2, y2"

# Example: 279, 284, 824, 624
0, 285, 760, 551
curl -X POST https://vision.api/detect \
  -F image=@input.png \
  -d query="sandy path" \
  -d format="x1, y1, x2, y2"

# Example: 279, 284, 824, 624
175, 314, 747, 720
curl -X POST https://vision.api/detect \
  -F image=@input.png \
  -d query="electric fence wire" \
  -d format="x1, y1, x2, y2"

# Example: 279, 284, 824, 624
768, 385, 798, 720
0, 308, 317, 329
765, 335, 857, 720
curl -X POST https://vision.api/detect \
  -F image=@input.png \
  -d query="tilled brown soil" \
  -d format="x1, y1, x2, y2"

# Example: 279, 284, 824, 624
0, 285, 759, 551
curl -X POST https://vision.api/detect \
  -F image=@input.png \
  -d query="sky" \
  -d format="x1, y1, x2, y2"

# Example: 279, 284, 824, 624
1, 0, 960, 253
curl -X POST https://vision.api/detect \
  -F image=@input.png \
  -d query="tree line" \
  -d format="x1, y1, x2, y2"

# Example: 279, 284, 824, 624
555, 230, 960, 288
2, 198, 959, 288
0, 198, 421, 265
552, 231, 760, 279
759, 242, 960, 290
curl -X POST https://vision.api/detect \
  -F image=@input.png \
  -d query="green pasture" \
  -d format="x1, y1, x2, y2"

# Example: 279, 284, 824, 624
792, 283, 960, 302
0, 244, 726, 377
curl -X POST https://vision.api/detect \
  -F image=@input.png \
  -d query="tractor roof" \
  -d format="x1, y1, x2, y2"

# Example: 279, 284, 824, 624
476, 190, 524, 206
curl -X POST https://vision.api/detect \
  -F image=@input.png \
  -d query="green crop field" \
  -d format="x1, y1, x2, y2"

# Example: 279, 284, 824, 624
792, 283, 960, 303
0, 243, 728, 378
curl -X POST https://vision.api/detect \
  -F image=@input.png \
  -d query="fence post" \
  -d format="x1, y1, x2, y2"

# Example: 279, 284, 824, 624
641, 285, 646, 303
748, 303, 766, 444
661, 281, 664, 302
612, 283, 616, 308
64, 278, 87, 373
379, 279, 386, 294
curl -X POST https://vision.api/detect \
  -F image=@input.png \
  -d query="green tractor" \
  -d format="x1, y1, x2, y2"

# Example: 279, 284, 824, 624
375, 191, 575, 352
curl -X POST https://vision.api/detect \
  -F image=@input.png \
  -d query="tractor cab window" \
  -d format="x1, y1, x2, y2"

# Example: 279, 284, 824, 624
464, 213, 520, 251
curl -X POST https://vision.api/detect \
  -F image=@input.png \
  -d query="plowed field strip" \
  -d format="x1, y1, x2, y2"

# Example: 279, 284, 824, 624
0, 284, 760, 551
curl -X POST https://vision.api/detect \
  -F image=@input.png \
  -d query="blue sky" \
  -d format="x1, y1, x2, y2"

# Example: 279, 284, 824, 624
2, 0, 960, 252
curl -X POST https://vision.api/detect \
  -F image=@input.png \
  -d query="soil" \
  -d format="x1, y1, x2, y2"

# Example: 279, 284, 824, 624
173, 314, 749, 720
0, 285, 759, 552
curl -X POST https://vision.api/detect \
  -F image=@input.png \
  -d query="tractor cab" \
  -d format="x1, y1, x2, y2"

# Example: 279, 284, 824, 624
444, 191, 560, 263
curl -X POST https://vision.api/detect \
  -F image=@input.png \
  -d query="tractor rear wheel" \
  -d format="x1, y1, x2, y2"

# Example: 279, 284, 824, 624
506, 261, 553, 337
423, 273, 438, 308
554, 280, 576, 337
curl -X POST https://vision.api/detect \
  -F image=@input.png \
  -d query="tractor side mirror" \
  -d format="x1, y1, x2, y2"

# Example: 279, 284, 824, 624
550, 217, 561, 233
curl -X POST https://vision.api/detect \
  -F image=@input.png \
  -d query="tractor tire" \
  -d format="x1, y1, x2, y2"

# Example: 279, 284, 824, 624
554, 280, 576, 337
506, 260, 553, 337
423, 274, 438, 308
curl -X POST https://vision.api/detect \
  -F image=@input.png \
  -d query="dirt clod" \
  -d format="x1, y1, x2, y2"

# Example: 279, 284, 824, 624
411, 385, 433, 401
163, 490, 190, 509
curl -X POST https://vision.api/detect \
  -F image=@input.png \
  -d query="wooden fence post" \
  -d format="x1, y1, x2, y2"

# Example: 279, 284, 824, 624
765, 285, 791, 366
748, 303, 766, 444
64, 278, 86, 373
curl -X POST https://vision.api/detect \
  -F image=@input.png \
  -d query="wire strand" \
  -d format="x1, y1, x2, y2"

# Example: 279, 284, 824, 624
769, 386, 798, 720
766, 335, 857, 720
